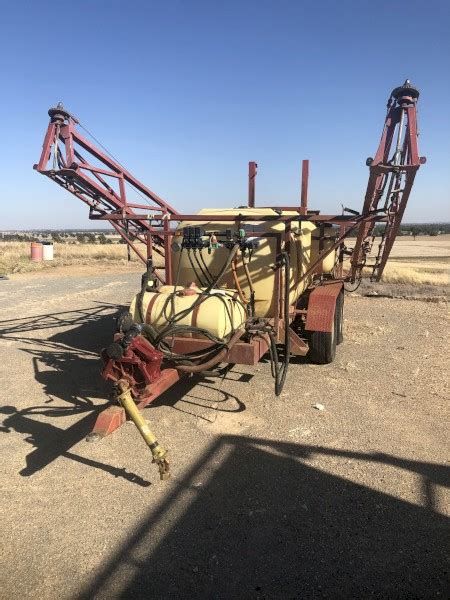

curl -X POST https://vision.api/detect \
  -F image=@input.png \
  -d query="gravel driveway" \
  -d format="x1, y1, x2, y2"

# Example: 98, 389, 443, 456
0, 270, 448, 599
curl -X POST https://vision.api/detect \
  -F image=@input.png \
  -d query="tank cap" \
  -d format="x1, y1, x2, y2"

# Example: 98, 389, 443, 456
181, 282, 200, 296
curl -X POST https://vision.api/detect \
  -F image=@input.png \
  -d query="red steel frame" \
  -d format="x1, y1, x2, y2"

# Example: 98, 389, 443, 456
34, 106, 178, 282
248, 161, 257, 207
300, 159, 309, 215
35, 86, 422, 287
34, 82, 423, 436
350, 82, 424, 281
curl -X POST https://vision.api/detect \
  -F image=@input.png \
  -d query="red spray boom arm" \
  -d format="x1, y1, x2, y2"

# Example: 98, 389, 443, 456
34, 81, 424, 283
350, 79, 425, 281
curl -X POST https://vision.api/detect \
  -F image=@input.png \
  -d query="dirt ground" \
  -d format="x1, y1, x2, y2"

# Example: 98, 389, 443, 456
0, 268, 448, 599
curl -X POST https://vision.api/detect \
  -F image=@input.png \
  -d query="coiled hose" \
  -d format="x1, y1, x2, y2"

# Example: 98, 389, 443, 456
137, 244, 242, 370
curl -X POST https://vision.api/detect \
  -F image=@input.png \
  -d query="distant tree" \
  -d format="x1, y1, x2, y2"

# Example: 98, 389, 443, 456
97, 233, 107, 244
410, 226, 420, 241
52, 233, 65, 243
372, 225, 386, 237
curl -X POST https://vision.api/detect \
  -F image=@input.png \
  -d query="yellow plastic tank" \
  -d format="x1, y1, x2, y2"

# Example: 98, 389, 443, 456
311, 225, 337, 274
129, 208, 336, 335
170, 208, 330, 318
130, 285, 247, 339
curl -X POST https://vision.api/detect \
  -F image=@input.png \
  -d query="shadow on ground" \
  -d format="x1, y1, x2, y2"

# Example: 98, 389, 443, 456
0, 305, 246, 482
76, 436, 449, 599
1, 308, 449, 596
0, 304, 153, 483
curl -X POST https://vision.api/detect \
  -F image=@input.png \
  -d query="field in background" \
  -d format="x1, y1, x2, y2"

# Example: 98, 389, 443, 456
0, 241, 147, 275
1, 236, 448, 287
362, 236, 449, 286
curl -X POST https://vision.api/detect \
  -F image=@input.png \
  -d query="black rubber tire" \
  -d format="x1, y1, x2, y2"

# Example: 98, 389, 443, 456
335, 290, 344, 345
309, 318, 337, 364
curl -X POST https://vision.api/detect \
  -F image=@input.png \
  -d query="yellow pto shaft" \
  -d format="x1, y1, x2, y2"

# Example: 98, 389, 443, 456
116, 380, 170, 480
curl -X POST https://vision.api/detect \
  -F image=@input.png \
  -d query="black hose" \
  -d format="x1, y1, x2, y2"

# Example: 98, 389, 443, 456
154, 244, 240, 366
154, 324, 227, 361
155, 287, 238, 363
162, 244, 239, 326
131, 244, 241, 369
175, 329, 244, 373
137, 270, 150, 323
272, 252, 291, 396
199, 249, 214, 283
187, 249, 207, 287
193, 249, 213, 286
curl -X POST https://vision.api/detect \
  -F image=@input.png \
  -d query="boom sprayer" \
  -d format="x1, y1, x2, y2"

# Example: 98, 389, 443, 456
34, 80, 424, 479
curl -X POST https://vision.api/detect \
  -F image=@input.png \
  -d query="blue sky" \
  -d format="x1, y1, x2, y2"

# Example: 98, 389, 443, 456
0, 0, 449, 228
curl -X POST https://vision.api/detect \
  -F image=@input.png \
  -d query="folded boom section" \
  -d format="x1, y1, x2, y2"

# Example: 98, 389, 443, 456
34, 81, 423, 285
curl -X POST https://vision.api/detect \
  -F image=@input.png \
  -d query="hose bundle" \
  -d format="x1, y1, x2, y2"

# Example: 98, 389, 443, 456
137, 244, 244, 371
135, 243, 291, 392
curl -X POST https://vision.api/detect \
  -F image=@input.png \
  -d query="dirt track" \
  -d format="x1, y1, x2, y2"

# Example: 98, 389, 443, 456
0, 270, 448, 599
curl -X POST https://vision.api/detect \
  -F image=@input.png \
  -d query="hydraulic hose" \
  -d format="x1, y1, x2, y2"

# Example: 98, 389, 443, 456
151, 244, 241, 368
279, 252, 291, 394
242, 251, 256, 316
165, 243, 240, 326
245, 252, 290, 396
193, 249, 213, 286
231, 256, 249, 305
242, 254, 255, 297
271, 252, 291, 396
187, 249, 209, 287
175, 328, 244, 373
199, 249, 214, 283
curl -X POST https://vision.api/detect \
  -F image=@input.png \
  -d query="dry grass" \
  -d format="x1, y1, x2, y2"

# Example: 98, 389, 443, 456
381, 263, 449, 286
1, 236, 449, 287
352, 236, 450, 287
0, 241, 148, 275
